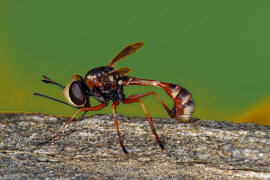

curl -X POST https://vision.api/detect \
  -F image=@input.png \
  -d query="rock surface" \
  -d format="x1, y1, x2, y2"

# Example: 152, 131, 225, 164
1, 113, 270, 179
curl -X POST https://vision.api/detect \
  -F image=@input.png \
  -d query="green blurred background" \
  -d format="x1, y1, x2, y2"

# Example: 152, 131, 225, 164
1, 1, 270, 123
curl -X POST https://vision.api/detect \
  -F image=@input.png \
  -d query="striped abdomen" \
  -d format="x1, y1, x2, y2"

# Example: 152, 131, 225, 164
171, 86, 194, 122
123, 77, 195, 122
164, 84, 194, 122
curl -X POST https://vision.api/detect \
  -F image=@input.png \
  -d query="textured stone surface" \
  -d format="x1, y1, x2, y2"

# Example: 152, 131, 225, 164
1, 113, 270, 179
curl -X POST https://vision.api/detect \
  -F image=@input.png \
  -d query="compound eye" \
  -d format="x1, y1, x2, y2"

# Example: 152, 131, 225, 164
69, 81, 86, 106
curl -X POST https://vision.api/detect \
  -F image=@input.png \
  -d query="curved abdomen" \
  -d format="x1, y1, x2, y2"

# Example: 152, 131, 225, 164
123, 77, 195, 122
171, 86, 195, 122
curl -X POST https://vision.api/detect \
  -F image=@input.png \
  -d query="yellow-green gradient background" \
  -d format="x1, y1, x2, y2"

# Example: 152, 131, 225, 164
1, 1, 270, 124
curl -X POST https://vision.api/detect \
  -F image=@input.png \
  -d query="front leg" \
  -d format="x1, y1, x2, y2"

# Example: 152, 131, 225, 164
39, 103, 107, 146
62, 103, 108, 130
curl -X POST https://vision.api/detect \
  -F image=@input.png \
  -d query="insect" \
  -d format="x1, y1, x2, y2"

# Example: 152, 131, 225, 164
34, 41, 195, 154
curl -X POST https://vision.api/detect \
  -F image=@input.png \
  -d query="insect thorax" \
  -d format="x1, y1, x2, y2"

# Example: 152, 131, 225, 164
84, 66, 125, 104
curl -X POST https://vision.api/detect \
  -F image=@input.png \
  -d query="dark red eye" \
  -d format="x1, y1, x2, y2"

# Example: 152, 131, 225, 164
69, 81, 85, 106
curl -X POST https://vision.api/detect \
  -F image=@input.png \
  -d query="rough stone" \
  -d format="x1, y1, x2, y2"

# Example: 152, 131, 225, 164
1, 113, 270, 179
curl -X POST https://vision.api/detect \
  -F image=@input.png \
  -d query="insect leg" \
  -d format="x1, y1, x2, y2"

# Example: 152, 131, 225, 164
39, 103, 105, 146
125, 91, 174, 118
123, 96, 164, 151
112, 101, 128, 154
62, 103, 107, 130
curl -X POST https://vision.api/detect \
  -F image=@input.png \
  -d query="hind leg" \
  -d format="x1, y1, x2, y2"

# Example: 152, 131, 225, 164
124, 91, 174, 118
123, 93, 164, 150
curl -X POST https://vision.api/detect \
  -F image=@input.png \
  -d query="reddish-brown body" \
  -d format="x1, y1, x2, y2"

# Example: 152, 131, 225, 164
123, 77, 194, 122
35, 41, 195, 154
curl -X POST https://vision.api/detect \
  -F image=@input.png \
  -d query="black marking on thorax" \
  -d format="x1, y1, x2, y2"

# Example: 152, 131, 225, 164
85, 66, 125, 103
